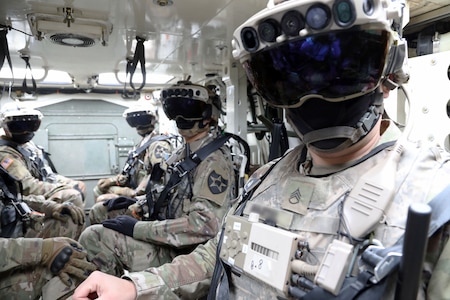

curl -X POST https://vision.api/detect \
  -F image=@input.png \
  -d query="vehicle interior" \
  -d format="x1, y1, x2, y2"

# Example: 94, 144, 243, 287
0, 0, 449, 209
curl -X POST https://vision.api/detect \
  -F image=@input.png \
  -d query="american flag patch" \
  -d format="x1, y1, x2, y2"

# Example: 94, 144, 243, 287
1, 157, 14, 170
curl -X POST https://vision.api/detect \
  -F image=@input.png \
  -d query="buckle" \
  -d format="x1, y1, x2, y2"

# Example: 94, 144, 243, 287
174, 163, 188, 177
359, 245, 402, 284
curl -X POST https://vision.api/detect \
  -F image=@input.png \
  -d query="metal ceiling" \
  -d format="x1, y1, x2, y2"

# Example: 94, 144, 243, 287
0, 0, 448, 91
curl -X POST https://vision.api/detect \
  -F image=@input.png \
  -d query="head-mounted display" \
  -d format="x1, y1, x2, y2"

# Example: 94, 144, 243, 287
232, 0, 407, 107
160, 84, 212, 121
1, 106, 43, 134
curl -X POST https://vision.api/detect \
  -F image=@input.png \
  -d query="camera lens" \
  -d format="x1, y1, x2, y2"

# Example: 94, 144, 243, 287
333, 0, 355, 27
258, 19, 280, 42
306, 4, 331, 30
362, 0, 375, 15
241, 27, 260, 52
281, 10, 305, 36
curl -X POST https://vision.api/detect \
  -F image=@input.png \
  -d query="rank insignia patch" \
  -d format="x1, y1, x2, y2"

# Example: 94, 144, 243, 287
208, 170, 228, 194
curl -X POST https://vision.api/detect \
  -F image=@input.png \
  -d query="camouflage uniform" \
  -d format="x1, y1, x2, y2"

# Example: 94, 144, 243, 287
21, 140, 86, 189
119, 121, 450, 299
89, 133, 174, 224
80, 133, 236, 276
0, 136, 85, 208
0, 181, 86, 299
0, 238, 80, 300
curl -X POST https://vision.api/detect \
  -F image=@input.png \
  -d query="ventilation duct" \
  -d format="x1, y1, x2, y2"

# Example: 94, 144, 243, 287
27, 6, 112, 47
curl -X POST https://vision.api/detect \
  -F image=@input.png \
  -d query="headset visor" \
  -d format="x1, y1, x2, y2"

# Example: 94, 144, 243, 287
5, 115, 41, 133
162, 97, 209, 121
125, 111, 155, 128
243, 29, 390, 107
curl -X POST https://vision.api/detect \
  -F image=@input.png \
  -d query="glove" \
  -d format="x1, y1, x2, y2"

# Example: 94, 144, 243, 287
102, 215, 137, 237
41, 237, 97, 286
103, 196, 137, 212
97, 177, 116, 192
42, 201, 85, 225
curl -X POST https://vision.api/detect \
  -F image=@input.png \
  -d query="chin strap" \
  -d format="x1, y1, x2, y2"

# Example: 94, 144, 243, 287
303, 104, 382, 153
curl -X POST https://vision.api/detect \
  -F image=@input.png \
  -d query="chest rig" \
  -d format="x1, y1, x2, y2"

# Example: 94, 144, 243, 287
0, 140, 56, 182
208, 139, 446, 299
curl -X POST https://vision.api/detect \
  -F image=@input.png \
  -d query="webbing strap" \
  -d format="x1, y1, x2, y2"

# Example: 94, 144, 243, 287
128, 36, 146, 91
0, 26, 13, 76
148, 133, 232, 221
268, 119, 289, 161
21, 55, 37, 95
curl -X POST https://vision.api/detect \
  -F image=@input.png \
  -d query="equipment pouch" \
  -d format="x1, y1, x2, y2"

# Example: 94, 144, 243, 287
1, 204, 21, 238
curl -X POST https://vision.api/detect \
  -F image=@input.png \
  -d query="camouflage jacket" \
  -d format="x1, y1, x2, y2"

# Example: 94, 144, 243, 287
101, 132, 175, 193
124, 121, 450, 300
0, 136, 77, 198
0, 237, 44, 272
132, 133, 236, 249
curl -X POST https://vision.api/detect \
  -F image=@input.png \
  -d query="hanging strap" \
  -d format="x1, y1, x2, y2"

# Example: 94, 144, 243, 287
20, 54, 37, 95
268, 118, 289, 161
148, 133, 233, 221
0, 25, 13, 77
128, 36, 146, 91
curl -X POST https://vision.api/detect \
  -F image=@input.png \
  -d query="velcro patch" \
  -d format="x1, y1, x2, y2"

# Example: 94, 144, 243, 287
1, 157, 14, 170
207, 170, 228, 194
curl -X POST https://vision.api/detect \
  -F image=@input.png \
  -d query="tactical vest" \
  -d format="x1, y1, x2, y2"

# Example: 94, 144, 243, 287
0, 140, 54, 182
150, 134, 230, 221
0, 166, 25, 238
216, 140, 450, 299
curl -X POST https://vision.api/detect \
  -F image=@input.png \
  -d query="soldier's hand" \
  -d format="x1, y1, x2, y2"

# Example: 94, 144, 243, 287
41, 237, 97, 286
127, 202, 143, 220
102, 215, 137, 237
43, 201, 85, 225
114, 187, 136, 198
97, 177, 116, 192
103, 196, 136, 212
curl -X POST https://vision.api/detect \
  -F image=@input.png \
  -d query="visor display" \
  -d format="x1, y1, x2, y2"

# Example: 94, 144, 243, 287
162, 97, 209, 120
243, 30, 390, 107
5, 116, 41, 133
125, 112, 155, 128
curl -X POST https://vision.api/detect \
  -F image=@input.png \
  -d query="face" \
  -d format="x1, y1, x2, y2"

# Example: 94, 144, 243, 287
176, 119, 210, 139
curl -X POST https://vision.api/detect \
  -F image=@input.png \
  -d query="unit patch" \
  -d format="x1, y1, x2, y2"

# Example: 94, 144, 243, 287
207, 170, 228, 194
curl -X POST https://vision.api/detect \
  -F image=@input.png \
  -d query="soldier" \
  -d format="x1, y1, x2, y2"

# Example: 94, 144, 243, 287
78, 81, 237, 277
0, 103, 85, 208
74, 0, 450, 299
0, 164, 95, 299
89, 102, 175, 224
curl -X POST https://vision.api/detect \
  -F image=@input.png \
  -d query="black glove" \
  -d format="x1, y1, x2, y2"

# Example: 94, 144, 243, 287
103, 196, 136, 212
102, 215, 137, 237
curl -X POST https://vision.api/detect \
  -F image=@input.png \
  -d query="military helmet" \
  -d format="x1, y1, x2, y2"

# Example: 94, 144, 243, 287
123, 102, 157, 128
160, 81, 222, 126
1, 103, 43, 135
232, 0, 409, 108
